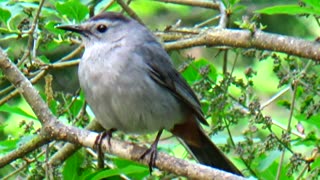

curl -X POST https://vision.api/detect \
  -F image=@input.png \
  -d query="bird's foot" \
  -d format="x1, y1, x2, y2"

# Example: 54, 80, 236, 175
94, 128, 117, 169
140, 129, 163, 173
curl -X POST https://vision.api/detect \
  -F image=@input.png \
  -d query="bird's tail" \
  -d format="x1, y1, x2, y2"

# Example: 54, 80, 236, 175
171, 120, 243, 176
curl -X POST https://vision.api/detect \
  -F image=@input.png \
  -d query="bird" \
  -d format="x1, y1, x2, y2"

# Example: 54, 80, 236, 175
57, 12, 243, 176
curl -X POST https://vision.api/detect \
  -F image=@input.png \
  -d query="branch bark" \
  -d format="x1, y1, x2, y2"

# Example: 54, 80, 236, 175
156, 28, 320, 61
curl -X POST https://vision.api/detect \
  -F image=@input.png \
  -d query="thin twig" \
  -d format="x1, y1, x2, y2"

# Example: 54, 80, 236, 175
276, 149, 286, 180
276, 80, 298, 180
296, 163, 309, 179
0, 135, 49, 168
45, 60, 80, 69
0, 84, 14, 96
155, 0, 219, 10
223, 52, 239, 147
218, 1, 228, 28
116, 0, 144, 25
99, 0, 116, 13
60, 45, 83, 62
271, 120, 305, 139
231, 97, 305, 139
2, 163, 28, 180
260, 86, 290, 110
0, 70, 46, 106
0, 44, 82, 105
1, 0, 46, 102
23, 0, 46, 65
194, 15, 221, 28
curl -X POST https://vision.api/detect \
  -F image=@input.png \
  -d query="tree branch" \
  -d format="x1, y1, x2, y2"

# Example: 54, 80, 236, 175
48, 120, 103, 167
0, 135, 49, 167
156, 28, 320, 61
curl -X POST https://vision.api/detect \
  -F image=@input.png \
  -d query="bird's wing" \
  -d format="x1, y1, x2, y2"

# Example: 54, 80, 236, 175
135, 42, 208, 125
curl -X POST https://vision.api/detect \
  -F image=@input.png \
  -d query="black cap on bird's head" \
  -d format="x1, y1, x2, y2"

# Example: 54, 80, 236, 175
89, 12, 130, 23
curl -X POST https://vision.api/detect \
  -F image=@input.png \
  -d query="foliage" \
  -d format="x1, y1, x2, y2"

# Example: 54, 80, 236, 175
256, 0, 320, 15
0, 0, 319, 179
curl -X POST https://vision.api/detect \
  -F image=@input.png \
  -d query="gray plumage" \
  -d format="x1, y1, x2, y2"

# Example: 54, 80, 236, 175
57, 12, 243, 176
78, 13, 205, 133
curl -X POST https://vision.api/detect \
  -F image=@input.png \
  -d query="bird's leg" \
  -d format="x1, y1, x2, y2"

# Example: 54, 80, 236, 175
140, 129, 163, 173
94, 128, 117, 169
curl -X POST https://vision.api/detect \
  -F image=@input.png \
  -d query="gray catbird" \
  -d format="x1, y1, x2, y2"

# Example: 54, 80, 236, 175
58, 12, 242, 176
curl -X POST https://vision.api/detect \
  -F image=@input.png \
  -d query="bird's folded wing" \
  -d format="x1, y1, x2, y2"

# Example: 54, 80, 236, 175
135, 42, 208, 126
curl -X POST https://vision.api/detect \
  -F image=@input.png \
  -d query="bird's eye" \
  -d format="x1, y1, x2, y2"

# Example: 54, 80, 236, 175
96, 24, 107, 33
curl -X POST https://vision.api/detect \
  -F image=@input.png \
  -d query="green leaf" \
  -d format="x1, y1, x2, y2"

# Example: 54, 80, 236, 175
223, 0, 240, 7
45, 21, 65, 34
311, 154, 320, 169
0, 123, 6, 131
0, 7, 11, 24
39, 40, 61, 52
255, 5, 320, 15
38, 55, 50, 64
181, 58, 217, 84
84, 165, 148, 180
0, 104, 37, 120
56, 0, 89, 23
295, 113, 320, 128
63, 151, 84, 180
303, 0, 320, 12
293, 132, 318, 146
112, 158, 149, 179
70, 97, 85, 118
276, 100, 291, 110
0, 139, 19, 153
258, 150, 281, 171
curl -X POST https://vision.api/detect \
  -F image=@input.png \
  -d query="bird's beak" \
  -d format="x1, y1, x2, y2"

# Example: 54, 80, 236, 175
56, 25, 84, 34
